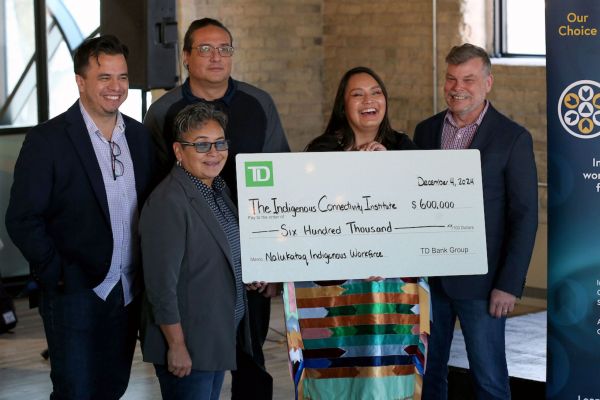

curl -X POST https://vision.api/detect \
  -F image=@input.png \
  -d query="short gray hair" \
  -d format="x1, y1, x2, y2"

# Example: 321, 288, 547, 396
445, 43, 492, 75
173, 103, 228, 141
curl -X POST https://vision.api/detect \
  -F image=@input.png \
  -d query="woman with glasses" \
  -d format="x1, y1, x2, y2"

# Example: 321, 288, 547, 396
283, 67, 430, 400
139, 102, 258, 400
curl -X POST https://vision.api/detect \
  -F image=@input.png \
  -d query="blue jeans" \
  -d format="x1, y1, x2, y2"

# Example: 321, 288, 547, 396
39, 281, 139, 400
154, 365, 225, 400
422, 280, 510, 400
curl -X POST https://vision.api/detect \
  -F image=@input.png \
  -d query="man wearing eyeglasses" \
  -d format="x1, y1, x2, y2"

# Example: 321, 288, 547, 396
6, 35, 156, 399
143, 17, 289, 400
144, 18, 289, 192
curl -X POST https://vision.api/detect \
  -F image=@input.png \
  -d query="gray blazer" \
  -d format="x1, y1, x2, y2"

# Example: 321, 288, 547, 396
139, 166, 251, 371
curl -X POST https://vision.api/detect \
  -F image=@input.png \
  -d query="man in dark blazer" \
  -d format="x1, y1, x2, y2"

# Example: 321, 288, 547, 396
414, 43, 538, 400
5, 35, 155, 399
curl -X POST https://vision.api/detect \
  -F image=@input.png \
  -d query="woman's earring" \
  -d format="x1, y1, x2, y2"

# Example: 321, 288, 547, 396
176, 159, 182, 167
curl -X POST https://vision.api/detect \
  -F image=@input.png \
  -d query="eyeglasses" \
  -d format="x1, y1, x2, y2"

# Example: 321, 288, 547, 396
109, 141, 124, 180
193, 44, 234, 57
178, 139, 230, 153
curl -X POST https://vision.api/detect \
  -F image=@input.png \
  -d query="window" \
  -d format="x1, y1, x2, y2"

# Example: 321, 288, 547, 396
1, 0, 147, 129
495, 0, 546, 56
0, 0, 148, 279
1, 0, 37, 127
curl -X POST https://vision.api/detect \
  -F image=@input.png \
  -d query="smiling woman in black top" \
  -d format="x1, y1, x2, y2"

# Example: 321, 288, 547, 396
284, 66, 428, 400
306, 66, 417, 152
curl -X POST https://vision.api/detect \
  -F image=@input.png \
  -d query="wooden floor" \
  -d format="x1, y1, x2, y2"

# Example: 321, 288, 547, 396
0, 297, 544, 400
0, 296, 294, 400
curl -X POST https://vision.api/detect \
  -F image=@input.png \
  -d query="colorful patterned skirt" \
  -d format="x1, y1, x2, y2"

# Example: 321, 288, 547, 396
283, 278, 430, 400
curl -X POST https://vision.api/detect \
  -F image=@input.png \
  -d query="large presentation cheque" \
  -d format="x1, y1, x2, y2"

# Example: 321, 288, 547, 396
236, 150, 488, 282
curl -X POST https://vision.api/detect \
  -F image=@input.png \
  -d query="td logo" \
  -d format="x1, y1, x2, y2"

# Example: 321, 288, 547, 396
245, 161, 274, 187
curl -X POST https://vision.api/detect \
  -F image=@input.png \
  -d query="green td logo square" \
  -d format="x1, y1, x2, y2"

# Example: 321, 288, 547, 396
245, 161, 274, 187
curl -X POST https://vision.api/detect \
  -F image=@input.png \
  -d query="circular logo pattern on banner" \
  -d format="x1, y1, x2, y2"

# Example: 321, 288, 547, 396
558, 80, 600, 138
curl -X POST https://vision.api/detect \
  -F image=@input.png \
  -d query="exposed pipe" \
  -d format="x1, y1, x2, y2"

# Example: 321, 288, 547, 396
34, 0, 49, 123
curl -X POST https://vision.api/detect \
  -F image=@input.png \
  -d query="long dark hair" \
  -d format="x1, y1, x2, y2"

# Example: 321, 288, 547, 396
305, 66, 395, 151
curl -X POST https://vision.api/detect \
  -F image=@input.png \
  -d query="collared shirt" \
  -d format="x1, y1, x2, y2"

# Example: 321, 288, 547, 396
181, 77, 237, 107
183, 168, 246, 327
79, 101, 139, 305
441, 101, 490, 150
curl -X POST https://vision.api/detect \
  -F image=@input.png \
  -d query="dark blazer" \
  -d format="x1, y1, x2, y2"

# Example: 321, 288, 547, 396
139, 166, 251, 371
414, 104, 538, 299
5, 101, 156, 292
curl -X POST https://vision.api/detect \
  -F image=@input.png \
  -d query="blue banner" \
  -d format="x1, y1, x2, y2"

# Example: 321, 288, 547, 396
547, 2, 600, 399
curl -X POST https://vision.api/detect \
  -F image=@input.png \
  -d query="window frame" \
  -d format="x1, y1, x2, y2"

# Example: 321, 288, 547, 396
493, 0, 546, 58
0, 0, 147, 136
0, 0, 48, 136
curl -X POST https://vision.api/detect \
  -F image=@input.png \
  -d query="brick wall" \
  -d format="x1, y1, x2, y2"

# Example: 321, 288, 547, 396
323, 0, 434, 135
487, 64, 547, 216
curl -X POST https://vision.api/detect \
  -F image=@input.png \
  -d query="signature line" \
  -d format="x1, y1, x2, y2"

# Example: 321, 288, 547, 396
394, 225, 446, 230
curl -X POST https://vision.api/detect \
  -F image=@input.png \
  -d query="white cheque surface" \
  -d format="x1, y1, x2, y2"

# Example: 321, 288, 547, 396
236, 150, 488, 282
